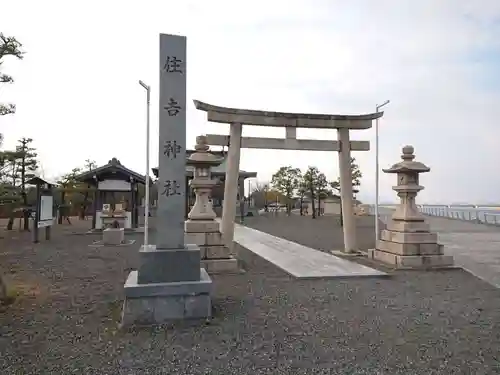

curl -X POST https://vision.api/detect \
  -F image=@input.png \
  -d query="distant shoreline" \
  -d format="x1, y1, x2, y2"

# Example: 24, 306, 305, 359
379, 204, 500, 210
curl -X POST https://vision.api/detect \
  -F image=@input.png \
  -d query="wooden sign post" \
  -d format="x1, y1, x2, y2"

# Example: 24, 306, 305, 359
27, 177, 55, 243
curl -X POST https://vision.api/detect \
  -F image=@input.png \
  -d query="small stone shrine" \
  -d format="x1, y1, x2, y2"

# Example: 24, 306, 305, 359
369, 145, 454, 268
185, 135, 239, 273
121, 33, 212, 326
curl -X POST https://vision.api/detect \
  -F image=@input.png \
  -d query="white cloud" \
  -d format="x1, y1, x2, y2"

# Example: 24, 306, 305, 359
1, 0, 499, 204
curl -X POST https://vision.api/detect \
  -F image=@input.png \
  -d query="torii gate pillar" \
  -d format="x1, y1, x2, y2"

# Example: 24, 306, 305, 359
221, 123, 242, 252
337, 127, 356, 252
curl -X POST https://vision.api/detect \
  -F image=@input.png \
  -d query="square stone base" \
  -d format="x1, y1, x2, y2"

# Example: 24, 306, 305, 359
380, 229, 438, 244
386, 220, 430, 233
102, 228, 124, 245
185, 231, 224, 247
368, 249, 454, 269
185, 220, 220, 233
377, 239, 444, 256
201, 257, 240, 273
121, 269, 212, 327
184, 227, 239, 274
201, 244, 231, 259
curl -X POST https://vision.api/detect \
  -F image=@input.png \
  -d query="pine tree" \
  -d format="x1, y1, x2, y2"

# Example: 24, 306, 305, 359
271, 166, 301, 215
0, 33, 24, 303
15, 138, 39, 230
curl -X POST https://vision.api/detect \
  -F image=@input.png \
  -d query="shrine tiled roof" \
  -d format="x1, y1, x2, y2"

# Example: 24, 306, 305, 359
74, 157, 147, 184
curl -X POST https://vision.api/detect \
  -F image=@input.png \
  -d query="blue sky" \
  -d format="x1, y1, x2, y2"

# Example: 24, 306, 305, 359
1, 0, 500, 204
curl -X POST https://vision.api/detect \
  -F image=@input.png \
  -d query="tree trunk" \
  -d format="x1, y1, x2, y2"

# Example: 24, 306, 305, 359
6, 217, 14, 230
81, 189, 89, 220
79, 204, 85, 220
6, 202, 15, 230
310, 190, 316, 219
58, 191, 65, 224
23, 210, 30, 231
22, 190, 29, 231
21, 155, 29, 231
0, 274, 7, 302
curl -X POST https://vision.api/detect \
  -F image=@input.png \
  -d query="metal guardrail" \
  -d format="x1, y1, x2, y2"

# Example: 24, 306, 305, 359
368, 205, 500, 226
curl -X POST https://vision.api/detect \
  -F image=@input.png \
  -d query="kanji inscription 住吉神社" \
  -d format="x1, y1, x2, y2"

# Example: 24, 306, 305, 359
157, 34, 187, 249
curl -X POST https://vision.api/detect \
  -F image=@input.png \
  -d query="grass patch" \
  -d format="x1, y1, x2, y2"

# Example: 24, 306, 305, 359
0, 285, 18, 307
109, 299, 123, 322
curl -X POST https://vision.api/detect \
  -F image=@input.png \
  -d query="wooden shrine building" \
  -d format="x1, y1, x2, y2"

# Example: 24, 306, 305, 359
74, 158, 146, 230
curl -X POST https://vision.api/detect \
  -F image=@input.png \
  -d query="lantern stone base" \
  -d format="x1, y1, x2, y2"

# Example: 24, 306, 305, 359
185, 220, 220, 233
184, 220, 240, 274
386, 220, 430, 233
368, 249, 454, 269
369, 227, 454, 269
121, 269, 212, 327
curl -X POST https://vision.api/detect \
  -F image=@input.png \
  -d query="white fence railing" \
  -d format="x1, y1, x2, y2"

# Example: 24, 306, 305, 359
368, 205, 500, 226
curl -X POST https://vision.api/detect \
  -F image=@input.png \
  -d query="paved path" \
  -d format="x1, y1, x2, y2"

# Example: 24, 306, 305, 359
379, 208, 500, 287
427, 217, 500, 288
233, 223, 386, 279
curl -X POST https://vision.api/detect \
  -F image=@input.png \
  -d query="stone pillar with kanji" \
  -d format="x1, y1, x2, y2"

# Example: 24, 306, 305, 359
185, 135, 240, 273
121, 33, 213, 327
369, 145, 454, 269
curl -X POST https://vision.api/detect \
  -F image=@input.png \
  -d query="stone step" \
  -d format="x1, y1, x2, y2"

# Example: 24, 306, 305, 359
369, 249, 454, 269
377, 239, 444, 256
386, 220, 430, 233
380, 229, 437, 244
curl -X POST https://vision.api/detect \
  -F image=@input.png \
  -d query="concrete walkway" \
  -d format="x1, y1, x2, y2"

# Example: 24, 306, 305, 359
379, 208, 500, 288
233, 223, 386, 279
427, 217, 500, 288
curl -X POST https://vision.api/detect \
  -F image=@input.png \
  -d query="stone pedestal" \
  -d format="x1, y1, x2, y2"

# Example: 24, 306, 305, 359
122, 268, 212, 326
185, 220, 239, 274
122, 244, 212, 325
369, 145, 454, 269
102, 228, 124, 245
369, 229, 453, 268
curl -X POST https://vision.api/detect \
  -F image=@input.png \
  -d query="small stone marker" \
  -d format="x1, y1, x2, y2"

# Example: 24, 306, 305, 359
121, 34, 212, 327
368, 145, 454, 268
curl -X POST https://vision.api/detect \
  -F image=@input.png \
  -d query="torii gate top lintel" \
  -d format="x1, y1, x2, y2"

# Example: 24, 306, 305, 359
193, 99, 383, 129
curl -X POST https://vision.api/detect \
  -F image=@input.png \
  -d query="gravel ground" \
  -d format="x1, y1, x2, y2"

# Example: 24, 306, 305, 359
1, 217, 500, 374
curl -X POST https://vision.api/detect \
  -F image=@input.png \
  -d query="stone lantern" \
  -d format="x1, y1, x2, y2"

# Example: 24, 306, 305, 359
387, 145, 429, 224
186, 135, 222, 221
369, 145, 454, 269
184, 135, 240, 274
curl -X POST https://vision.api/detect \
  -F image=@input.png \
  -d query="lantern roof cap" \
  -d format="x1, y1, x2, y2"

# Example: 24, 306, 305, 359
383, 145, 430, 174
186, 135, 224, 167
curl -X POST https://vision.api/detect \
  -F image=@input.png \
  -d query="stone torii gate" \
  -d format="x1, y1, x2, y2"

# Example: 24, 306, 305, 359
193, 100, 384, 253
